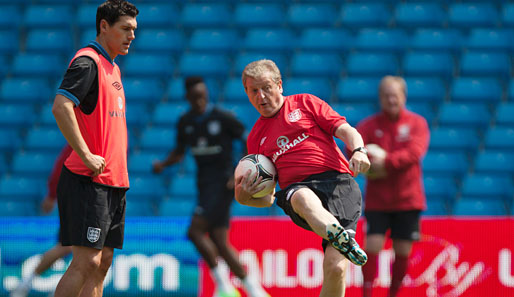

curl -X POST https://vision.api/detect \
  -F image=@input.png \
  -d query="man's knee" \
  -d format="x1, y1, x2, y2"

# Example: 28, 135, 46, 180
324, 258, 348, 280
290, 188, 318, 217
97, 248, 114, 276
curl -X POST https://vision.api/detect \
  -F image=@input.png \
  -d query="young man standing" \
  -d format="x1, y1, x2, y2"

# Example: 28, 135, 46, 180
51, 1, 138, 296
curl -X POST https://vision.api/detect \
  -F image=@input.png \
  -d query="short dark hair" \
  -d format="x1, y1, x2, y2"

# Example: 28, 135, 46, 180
185, 76, 204, 93
96, 0, 138, 36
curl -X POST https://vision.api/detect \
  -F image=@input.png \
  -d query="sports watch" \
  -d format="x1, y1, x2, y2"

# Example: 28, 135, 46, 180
352, 146, 368, 156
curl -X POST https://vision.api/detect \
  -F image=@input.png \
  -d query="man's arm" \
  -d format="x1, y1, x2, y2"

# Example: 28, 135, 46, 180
234, 170, 275, 207
153, 147, 185, 174
334, 123, 371, 176
52, 94, 105, 176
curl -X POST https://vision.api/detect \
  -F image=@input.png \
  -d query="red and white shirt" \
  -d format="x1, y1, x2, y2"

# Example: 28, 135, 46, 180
247, 94, 352, 188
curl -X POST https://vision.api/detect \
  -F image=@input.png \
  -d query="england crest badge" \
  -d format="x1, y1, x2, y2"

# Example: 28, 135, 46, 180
288, 109, 302, 122
87, 227, 101, 243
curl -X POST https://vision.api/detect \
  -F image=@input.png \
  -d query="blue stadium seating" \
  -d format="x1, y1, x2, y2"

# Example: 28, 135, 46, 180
484, 127, 514, 150
461, 174, 513, 201
336, 77, 380, 103
460, 52, 511, 80
125, 200, 155, 217
287, 3, 337, 28
423, 152, 468, 178
291, 53, 342, 77
24, 128, 67, 152
178, 53, 230, 78
448, 3, 498, 28
136, 4, 178, 28
180, 3, 231, 27
406, 103, 434, 125
168, 174, 198, 199
283, 77, 333, 102
402, 52, 454, 78
128, 151, 167, 175
243, 29, 296, 53
233, 52, 288, 77
437, 103, 491, 129
466, 29, 514, 52
340, 3, 391, 29
12, 54, 63, 79
0, 55, 8, 77
179, 153, 197, 175
509, 79, 514, 102
0, 176, 45, 201
223, 78, 248, 102
159, 199, 195, 217
0, 78, 53, 104
410, 29, 463, 52
232, 203, 271, 216
495, 103, 514, 126
139, 127, 176, 153
424, 198, 448, 216
0, 201, 37, 216
503, 3, 514, 27
423, 176, 457, 202
429, 127, 480, 153
0, 104, 36, 128
453, 199, 506, 216
122, 54, 174, 78
355, 29, 408, 53
451, 77, 503, 104
221, 103, 260, 130
474, 151, 514, 174
0, 5, 21, 29
127, 175, 166, 202
0, 30, 18, 54
122, 78, 164, 103
132, 29, 185, 54
332, 103, 376, 126
12, 152, 57, 177
151, 103, 188, 127
25, 29, 73, 54
189, 29, 239, 53
346, 53, 398, 77
298, 29, 353, 53
80, 28, 97, 48
234, 3, 284, 28
76, 4, 96, 28
126, 103, 149, 129
0, 128, 22, 153
395, 3, 446, 28
23, 5, 73, 28
405, 77, 445, 103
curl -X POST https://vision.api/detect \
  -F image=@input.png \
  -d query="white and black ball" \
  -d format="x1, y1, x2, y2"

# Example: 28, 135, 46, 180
235, 154, 277, 197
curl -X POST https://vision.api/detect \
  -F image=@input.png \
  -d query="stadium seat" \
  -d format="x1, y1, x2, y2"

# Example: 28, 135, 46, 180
79, 28, 97, 48
461, 174, 513, 201
178, 53, 230, 78
180, 3, 231, 27
340, 3, 391, 29
11, 54, 63, 78
474, 151, 514, 174
406, 103, 434, 125
188, 29, 239, 53
0, 30, 18, 54
243, 29, 296, 53
453, 199, 506, 216
287, 3, 337, 28
0, 5, 21, 29
423, 152, 468, 178
223, 78, 248, 102
332, 103, 376, 126
0, 104, 36, 128
0, 128, 22, 152
125, 200, 155, 217
122, 54, 174, 78
0, 176, 45, 201
233, 52, 287, 77
128, 151, 167, 175
495, 103, 514, 126
395, 3, 446, 28
151, 103, 188, 127
448, 3, 498, 28
509, 79, 514, 102
298, 28, 353, 53
484, 127, 514, 150
234, 3, 284, 28
459, 52, 511, 80
424, 198, 448, 216
25, 29, 73, 54
405, 77, 445, 104
24, 128, 67, 152
283, 78, 332, 102
135, 4, 177, 28
450, 78, 502, 104
127, 175, 166, 201
221, 103, 261, 131
126, 103, 149, 129
410, 29, 463, 53
402, 52, 454, 78
179, 153, 197, 176
502, 3, 514, 27
437, 103, 490, 129
139, 127, 176, 153
466, 29, 514, 52
0, 55, 8, 77
336, 77, 380, 103
232, 203, 271, 216
12, 151, 57, 177
122, 78, 164, 103
159, 199, 195, 217
355, 29, 408, 53
168, 174, 198, 199
291, 53, 342, 77
429, 127, 480, 153
76, 4, 97, 28
346, 53, 398, 77
23, 5, 72, 28
0, 201, 37, 216
132, 29, 185, 54
423, 176, 457, 202
0, 78, 53, 104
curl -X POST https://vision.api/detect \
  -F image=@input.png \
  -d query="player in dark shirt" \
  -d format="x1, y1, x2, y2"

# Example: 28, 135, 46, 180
153, 77, 269, 297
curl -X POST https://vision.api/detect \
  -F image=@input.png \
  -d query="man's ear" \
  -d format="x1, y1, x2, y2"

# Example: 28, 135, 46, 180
99, 19, 109, 34
278, 80, 283, 94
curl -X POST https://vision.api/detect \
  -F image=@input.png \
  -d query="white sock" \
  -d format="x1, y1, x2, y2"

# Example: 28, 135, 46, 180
211, 266, 234, 293
242, 276, 267, 297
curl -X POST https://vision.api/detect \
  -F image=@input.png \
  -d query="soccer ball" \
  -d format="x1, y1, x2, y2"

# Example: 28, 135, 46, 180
234, 154, 277, 197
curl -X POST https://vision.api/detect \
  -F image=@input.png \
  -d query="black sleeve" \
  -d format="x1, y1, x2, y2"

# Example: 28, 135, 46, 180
58, 56, 98, 114
222, 110, 245, 139
175, 115, 188, 152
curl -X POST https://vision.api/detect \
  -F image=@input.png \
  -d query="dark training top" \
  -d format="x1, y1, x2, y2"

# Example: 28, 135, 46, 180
176, 105, 245, 181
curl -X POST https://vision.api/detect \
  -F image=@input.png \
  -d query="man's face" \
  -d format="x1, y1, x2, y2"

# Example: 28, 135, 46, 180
186, 82, 208, 114
244, 72, 284, 118
379, 80, 406, 118
103, 15, 137, 57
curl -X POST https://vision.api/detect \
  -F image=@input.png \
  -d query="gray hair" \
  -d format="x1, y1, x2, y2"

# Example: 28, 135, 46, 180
379, 75, 408, 96
242, 59, 282, 88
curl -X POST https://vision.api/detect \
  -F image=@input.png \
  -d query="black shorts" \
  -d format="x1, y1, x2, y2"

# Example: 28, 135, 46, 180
364, 210, 421, 241
57, 166, 127, 249
275, 171, 362, 250
194, 177, 233, 228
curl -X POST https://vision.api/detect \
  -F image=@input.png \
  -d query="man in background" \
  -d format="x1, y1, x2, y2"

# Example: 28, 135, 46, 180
356, 76, 430, 297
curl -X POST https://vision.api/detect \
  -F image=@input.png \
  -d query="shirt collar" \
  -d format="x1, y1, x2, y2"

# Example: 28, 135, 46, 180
89, 41, 114, 65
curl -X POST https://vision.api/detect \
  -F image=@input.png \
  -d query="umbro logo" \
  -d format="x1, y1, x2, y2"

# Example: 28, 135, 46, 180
112, 81, 122, 90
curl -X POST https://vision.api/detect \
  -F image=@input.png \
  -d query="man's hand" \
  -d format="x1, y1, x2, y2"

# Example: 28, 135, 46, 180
349, 151, 371, 177
153, 161, 165, 174
83, 153, 106, 176
41, 196, 55, 214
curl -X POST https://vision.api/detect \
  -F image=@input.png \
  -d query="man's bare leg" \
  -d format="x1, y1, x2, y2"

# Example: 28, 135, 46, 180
79, 247, 114, 297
